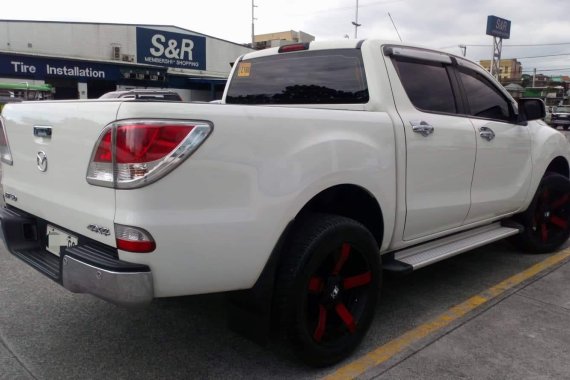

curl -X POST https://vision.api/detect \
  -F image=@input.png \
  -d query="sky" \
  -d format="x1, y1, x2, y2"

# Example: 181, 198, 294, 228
3, 0, 570, 75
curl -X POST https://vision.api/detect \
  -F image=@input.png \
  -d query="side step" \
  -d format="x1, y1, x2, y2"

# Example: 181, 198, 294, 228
383, 222, 521, 273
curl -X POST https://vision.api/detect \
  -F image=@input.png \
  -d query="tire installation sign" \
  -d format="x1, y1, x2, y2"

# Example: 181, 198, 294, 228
136, 28, 207, 70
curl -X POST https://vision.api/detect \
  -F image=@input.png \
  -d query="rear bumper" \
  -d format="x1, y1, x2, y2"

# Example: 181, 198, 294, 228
552, 119, 570, 126
0, 206, 153, 307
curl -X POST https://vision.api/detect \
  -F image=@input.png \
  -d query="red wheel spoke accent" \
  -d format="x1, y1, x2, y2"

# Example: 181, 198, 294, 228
343, 271, 372, 290
551, 194, 569, 209
335, 303, 356, 333
308, 277, 324, 293
313, 305, 328, 342
550, 215, 568, 229
332, 243, 351, 275
541, 222, 549, 241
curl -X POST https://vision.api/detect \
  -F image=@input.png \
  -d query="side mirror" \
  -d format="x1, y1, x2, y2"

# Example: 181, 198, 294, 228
518, 98, 546, 122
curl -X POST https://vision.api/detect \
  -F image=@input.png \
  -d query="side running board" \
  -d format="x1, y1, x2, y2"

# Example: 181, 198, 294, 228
383, 222, 522, 274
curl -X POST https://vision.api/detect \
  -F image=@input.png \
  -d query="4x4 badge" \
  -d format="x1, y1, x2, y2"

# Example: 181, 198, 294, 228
36, 151, 48, 172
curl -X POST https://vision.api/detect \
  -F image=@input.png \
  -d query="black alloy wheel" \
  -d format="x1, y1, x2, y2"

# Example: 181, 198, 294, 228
275, 214, 381, 367
512, 173, 570, 253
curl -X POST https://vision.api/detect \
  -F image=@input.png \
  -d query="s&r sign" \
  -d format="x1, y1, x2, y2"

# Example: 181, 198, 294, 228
136, 27, 206, 70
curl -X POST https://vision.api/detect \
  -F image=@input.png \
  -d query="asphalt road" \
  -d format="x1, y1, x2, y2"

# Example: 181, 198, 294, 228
0, 235, 564, 380
0, 128, 569, 379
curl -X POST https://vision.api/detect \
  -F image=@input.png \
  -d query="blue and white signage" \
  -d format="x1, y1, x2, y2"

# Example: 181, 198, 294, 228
136, 28, 206, 70
486, 15, 511, 39
0, 53, 165, 81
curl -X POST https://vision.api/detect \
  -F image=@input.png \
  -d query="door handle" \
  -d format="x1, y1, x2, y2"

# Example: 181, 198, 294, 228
410, 121, 434, 137
479, 126, 495, 141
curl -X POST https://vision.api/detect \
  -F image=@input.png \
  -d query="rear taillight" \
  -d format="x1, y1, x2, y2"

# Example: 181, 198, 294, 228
115, 224, 156, 253
0, 117, 13, 165
87, 119, 212, 189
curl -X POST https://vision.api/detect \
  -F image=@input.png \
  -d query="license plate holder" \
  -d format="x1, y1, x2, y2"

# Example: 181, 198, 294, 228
46, 225, 78, 257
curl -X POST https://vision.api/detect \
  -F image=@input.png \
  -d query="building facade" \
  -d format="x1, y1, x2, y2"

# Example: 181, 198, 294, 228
479, 58, 522, 83
253, 30, 314, 50
0, 20, 254, 100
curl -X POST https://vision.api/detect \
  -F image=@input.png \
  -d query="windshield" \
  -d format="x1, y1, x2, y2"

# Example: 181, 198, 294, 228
226, 49, 369, 105
555, 106, 570, 113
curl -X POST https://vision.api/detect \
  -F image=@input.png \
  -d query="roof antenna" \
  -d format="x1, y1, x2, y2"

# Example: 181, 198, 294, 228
388, 12, 403, 42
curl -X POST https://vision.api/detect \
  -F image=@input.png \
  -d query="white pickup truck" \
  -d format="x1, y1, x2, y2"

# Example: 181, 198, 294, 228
1, 40, 569, 366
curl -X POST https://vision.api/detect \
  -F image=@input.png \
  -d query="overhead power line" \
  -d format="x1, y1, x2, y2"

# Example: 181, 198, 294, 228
465, 42, 570, 47
440, 42, 570, 50
516, 53, 570, 59
521, 67, 570, 72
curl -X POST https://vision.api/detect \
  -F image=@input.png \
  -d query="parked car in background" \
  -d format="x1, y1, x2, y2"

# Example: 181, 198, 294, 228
100, 89, 183, 101
550, 105, 570, 129
545, 106, 553, 125
0, 96, 22, 113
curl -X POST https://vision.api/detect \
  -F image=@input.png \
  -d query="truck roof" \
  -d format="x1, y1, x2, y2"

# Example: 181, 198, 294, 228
241, 39, 466, 63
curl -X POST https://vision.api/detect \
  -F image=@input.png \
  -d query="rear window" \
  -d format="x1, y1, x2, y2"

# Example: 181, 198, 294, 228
393, 58, 457, 114
225, 49, 369, 105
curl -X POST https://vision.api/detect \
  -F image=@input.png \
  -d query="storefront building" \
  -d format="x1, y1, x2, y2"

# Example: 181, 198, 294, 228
0, 20, 253, 100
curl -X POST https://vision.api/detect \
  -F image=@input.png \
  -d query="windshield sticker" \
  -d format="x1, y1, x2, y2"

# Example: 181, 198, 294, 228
237, 62, 251, 77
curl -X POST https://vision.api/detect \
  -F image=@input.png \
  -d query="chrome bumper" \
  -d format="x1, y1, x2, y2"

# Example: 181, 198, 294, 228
0, 206, 154, 308
62, 256, 154, 307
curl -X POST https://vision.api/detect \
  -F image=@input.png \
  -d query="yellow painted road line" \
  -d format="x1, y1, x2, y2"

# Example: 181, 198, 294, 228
325, 248, 570, 380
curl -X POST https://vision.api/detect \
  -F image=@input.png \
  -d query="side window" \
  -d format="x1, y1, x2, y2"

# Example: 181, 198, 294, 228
393, 58, 457, 114
458, 69, 512, 122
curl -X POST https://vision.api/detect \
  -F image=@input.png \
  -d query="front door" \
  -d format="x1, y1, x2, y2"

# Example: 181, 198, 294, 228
456, 62, 532, 222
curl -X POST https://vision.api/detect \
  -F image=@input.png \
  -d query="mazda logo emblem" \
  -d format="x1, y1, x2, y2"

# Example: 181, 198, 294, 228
36, 151, 48, 172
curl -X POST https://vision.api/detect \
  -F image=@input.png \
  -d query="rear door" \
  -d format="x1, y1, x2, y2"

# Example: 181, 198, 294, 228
1, 101, 120, 246
455, 60, 532, 222
385, 47, 476, 240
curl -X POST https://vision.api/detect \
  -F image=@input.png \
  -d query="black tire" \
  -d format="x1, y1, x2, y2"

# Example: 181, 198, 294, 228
274, 214, 381, 367
511, 173, 570, 253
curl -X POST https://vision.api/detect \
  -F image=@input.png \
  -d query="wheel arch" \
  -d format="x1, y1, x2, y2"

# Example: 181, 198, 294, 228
295, 184, 384, 247
227, 183, 385, 341
545, 156, 569, 178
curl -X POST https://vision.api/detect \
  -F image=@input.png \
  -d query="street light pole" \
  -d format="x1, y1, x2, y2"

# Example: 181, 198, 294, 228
352, 0, 361, 39
251, 0, 258, 47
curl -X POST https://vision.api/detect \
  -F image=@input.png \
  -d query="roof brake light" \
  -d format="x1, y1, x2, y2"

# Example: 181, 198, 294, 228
278, 43, 310, 53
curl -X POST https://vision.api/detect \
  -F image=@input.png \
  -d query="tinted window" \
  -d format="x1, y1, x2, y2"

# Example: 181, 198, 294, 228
393, 59, 457, 114
226, 49, 369, 104
459, 69, 512, 121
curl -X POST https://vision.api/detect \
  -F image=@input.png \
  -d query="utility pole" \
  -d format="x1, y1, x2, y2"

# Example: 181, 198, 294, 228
352, 0, 361, 39
251, 0, 258, 48
532, 68, 536, 87
459, 44, 467, 57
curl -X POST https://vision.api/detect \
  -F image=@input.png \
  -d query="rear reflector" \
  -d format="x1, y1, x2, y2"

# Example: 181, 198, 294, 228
0, 117, 13, 165
87, 119, 212, 189
278, 43, 310, 53
115, 224, 156, 253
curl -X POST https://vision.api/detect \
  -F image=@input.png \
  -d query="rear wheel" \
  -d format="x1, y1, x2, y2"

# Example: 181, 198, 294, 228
511, 173, 570, 253
275, 214, 381, 367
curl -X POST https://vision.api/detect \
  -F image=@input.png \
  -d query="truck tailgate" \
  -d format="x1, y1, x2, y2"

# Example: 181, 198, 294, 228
1, 101, 120, 246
